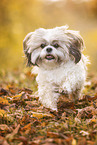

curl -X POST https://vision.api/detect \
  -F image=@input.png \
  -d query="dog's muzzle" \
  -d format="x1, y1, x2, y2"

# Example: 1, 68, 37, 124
45, 47, 55, 60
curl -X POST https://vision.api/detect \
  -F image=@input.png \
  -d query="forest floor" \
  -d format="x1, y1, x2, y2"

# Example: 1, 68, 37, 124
0, 69, 97, 145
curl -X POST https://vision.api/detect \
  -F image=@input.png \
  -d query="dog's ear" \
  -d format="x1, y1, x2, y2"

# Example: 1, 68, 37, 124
65, 30, 85, 63
23, 32, 34, 66
23, 32, 33, 52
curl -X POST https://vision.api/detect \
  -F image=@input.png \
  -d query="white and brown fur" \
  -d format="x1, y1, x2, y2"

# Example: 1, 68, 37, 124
23, 25, 89, 111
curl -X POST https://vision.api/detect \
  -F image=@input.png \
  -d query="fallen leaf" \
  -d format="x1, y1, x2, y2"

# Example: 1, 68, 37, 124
64, 137, 73, 143
21, 123, 32, 131
23, 87, 33, 94
0, 97, 10, 106
47, 132, 69, 139
87, 140, 95, 145
80, 94, 97, 102
6, 124, 20, 141
87, 118, 97, 125
17, 142, 23, 145
80, 130, 89, 136
76, 106, 96, 119
74, 117, 81, 124
29, 111, 54, 119
0, 124, 10, 131
29, 141, 40, 145
47, 132, 60, 138
12, 92, 25, 102
0, 109, 14, 123
0, 136, 4, 144
16, 136, 28, 145
2, 140, 9, 145
26, 100, 39, 107
54, 138, 63, 144
77, 137, 86, 145
72, 139, 77, 145
0, 109, 7, 117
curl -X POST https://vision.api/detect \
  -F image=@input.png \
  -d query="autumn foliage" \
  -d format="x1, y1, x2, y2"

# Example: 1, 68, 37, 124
0, 70, 97, 145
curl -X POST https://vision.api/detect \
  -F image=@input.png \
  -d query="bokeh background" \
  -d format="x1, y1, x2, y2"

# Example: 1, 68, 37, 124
0, 0, 97, 73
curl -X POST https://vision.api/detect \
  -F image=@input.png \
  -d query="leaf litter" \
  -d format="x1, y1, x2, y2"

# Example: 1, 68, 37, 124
0, 69, 97, 145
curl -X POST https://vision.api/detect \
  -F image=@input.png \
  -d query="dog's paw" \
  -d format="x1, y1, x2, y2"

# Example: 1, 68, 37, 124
58, 87, 68, 95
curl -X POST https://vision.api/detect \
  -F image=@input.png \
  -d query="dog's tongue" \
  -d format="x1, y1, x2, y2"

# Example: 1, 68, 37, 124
46, 55, 53, 59
46, 55, 54, 60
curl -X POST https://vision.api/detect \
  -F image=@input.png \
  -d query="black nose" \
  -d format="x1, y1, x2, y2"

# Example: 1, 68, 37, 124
46, 47, 52, 53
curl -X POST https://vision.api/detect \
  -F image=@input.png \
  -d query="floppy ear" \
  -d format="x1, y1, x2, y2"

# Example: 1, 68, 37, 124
66, 30, 85, 63
23, 32, 34, 66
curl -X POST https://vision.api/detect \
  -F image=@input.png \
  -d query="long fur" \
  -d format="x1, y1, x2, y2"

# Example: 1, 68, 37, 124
23, 25, 89, 111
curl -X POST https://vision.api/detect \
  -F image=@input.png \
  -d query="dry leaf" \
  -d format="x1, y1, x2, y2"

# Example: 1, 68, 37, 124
74, 117, 81, 124
17, 142, 23, 145
6, 124, 20, 141
12, 92, 25, 101
2, 140, 9, 145
77, 137, 86, 145
0, 109, 7, 117
23, 87, 33, 94
0, 124, 10, 131
0, 136, 4, 144
0, 97, 9, 106
47, 132, 60, 138
72, 139, 77, 145
21, 123, 32, 131
87, 140, 95, 145
29, 111, 54, 119
80, 130, 89, 136
17, 136, 28, 145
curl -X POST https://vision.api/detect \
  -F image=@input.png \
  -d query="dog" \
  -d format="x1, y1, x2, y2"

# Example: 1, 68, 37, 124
23, 25, 89, 111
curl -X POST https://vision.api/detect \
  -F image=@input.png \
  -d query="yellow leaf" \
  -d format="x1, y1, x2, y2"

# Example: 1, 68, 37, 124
72, 139, 77, 145
0, 109, 14, 122
12, 92, 25, 101
91, 119, 96, 123
29, 111, 54, 119
0, 97, 9, 106
89, 118, 97, 124
22, 123, 32, 131
0, 109, 7, 117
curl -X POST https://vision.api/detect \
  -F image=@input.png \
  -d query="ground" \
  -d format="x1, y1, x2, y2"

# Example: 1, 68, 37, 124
0, 69, 97, 145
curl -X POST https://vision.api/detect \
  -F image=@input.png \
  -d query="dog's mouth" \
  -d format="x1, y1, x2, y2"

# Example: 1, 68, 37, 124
45, 55, 55, 60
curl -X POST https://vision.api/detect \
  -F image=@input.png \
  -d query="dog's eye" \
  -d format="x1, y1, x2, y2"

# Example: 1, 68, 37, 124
40, 43, 46, 48
53, 43, 59, 48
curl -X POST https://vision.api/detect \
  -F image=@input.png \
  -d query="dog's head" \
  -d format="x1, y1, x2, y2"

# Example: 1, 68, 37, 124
23, 25, 85, 69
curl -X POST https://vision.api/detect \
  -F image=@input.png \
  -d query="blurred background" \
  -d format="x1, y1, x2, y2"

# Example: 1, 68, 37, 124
0, 0, 97, 73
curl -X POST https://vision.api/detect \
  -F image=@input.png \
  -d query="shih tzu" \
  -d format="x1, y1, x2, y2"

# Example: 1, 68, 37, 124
23, 25, 89, 111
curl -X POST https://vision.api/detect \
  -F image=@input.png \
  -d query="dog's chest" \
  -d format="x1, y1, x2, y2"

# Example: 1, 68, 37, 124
36, 60, 86, 90
40, 68, 66, 84
36, 63, 77, 85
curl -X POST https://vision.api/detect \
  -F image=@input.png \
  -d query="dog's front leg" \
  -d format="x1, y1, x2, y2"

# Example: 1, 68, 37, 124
38, 83, 60, 111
